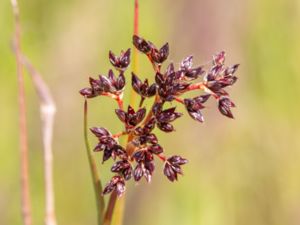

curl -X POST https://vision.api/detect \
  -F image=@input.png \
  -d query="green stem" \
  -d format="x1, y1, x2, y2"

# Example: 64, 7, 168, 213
84, 99, 105, 225
103, 1, 139, 225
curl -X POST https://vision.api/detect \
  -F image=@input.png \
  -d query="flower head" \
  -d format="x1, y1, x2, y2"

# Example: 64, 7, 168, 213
103, 176, 126, 197
80, 35, 239, 197
184, 94, 211, 122
131, 72, 157, 98
152, 103, 182, 132
155, 65, 190, 101
164, 155, 188, 182
115, 105, 146, 130
180, 56, 205, 80
109, 48, 131, 71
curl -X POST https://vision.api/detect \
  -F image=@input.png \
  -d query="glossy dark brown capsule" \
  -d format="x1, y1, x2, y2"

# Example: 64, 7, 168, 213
150, 43, 169, 64
132, 72, 157, 98
115, 105, 146, 130
218, 97, 235, 119
109, 48, 131, 71
103, 176, 126, 197
164, 155, 188, 182
132, 35, 152, 54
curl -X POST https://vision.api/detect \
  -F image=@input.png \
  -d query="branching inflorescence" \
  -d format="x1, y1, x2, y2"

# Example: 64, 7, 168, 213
80, 35, 239, 197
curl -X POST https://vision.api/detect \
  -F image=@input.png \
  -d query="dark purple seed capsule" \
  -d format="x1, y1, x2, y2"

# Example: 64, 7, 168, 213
100, 75, 111, 90
164, 155, 188, 182
185, 66, 205, 79
171, 164, 182, 174
164, 163, 177, 182
144, 151, 154, 162
181, 56, 193, 70
103, 176, 125, 197
109, 49, 131, 71
123, 166, 132, 181
119, 49, 131, 69
103, 150, 112, 163
108, 69, 115, 81
225, 64, 240, 76
147, 84, 157, 96
135, 108, 146, 124
218, 97, 235, 119
155, 72, 164, 86
132, 35, 152, 54
144, 117, 156, 133
194, 94, 211, 104
116, 73, 126, 90
133, 164, 144, 181
115, 109, 127, 123
148, 144, 163, 154
90, 127, 110, 137
158, 122, 174, 133
151, 43, 169, 64
213, 51, 225, 65
111, 161, 126, 173
127, 105, 135, 116
93, 143, 105, 152
103, 182, 115, 195
131, 72, 142, 93
169, 155, 188, 165
133, 150, 145, 163
89, 77, 102, 90
152, 102, 163, 115
166, 63, 175, 75
109, 51, 117, 66
79, 88, 94, 97
188, 110, 204, 122
146, 133, 158, 144
143, 169, 152, 182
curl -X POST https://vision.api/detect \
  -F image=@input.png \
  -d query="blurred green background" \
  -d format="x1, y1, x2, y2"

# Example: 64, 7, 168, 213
1, 0, 300, 225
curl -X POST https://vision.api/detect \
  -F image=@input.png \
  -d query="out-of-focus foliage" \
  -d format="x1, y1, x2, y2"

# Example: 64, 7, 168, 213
1, 0, 300, 225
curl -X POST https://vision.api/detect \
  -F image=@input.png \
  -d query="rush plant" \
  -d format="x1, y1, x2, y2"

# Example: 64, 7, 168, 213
79, 35, 239, 225
79, 2, 238, 225
80, 37, 239, 196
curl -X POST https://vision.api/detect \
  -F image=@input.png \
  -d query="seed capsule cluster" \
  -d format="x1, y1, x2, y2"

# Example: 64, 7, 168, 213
80, 35, 239, 196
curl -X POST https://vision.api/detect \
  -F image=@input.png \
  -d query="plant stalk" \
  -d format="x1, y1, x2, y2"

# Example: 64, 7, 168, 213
103, 1, 139, 225
84, 99, 105, 225
20, 55, 57, 225
10, 0, 32, 224
129, 0, 139, 108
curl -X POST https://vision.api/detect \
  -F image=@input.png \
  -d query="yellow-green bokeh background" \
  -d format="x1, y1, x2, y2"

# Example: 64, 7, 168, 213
1, 0, 300, 225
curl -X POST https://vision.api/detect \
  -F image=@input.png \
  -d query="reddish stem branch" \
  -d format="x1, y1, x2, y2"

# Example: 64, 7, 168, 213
10, 1, 32, 224
134, 0, 139, 36
139, 96, 145, 108
174, 97, 184, 104
101, 93, 124, 110
129, 0, 140, 108
146, 54, 160, 73
187, 82, 220, 99
112, 131, 128, 139
157, 154, 166, 162
186, 82, 205, 92
116, 95, 124, 110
